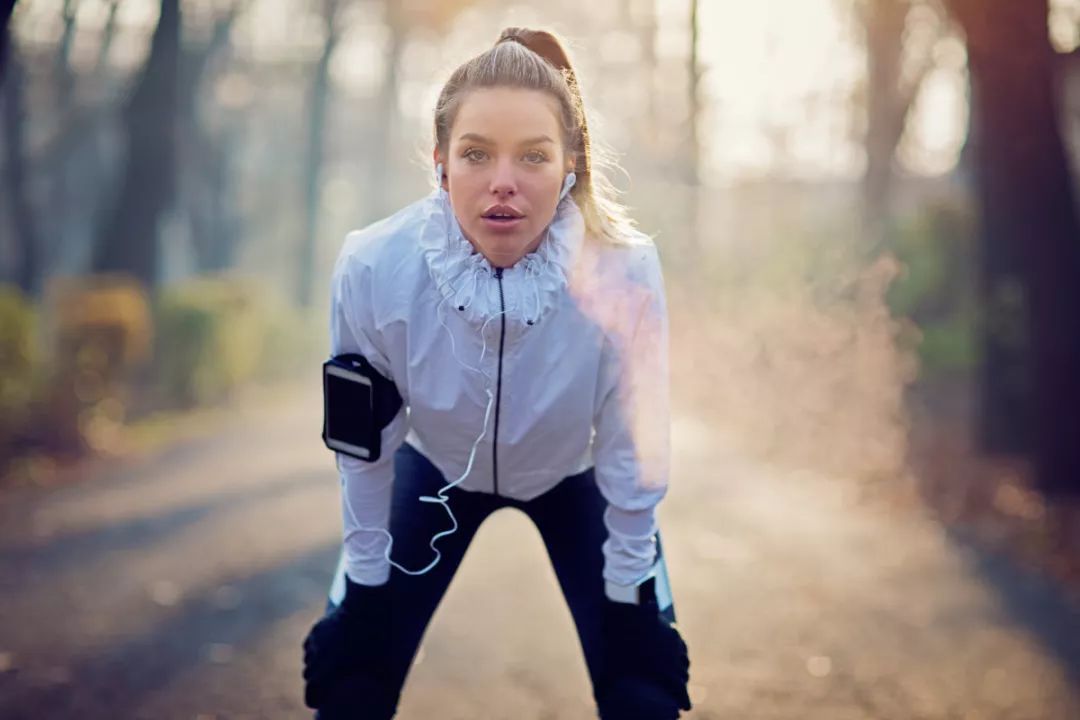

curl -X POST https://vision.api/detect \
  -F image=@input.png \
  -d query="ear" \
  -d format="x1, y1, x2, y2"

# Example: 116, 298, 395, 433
564, 153, 577, 175
432, 147, 448, 191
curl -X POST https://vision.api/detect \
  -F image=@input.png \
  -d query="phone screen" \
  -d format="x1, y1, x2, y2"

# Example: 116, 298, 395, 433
325, 365, 374, 459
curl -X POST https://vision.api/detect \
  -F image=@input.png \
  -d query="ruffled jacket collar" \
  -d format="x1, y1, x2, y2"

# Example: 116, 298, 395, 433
417, 188, 585, 331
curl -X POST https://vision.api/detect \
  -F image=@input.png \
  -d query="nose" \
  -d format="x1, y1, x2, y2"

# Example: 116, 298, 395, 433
489, 157, 517, 197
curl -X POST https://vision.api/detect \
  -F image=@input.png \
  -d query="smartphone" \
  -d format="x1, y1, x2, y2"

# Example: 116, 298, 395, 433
323, 361, 375, 460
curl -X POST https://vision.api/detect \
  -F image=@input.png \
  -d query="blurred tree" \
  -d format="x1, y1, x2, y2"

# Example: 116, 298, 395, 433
97, 0, 121, 70
296, 0, 480, 307
688, 0, 701, 188
297, 0, 344, 309
619, 0, 659, 144
55, 0, 78, 103
960, 70, 1031, 457
946, 0, 1080, 497
857, 0, 946, 250
363, 0, 481, 218
31, 0, 121, 203
1, 20, 40, 298
0, 0, 13, 80
180, 1, 247, 274
47, 0, 80, 282
686, 0, 702, 255
364, 0, 405, 220
92, 0, 181, 292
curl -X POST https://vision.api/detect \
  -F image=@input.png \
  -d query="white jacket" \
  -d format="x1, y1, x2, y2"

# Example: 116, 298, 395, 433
329, 187, 670, 589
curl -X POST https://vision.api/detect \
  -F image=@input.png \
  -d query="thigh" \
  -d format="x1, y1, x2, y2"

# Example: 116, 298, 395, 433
326, 443, 497, 696
520, 469, 610, 689
523, 471, 680, 694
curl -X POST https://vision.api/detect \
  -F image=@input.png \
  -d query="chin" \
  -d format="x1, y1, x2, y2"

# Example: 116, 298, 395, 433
482, 247, 525, 268
478, 233, 523, 253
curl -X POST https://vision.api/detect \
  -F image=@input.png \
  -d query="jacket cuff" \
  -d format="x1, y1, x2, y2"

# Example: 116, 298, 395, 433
601, 505, 658, 586
345, 558, 391, 587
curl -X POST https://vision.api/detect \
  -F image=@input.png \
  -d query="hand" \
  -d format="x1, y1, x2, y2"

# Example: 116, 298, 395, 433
302, 577, 392, 711
597, 676, 688, 720
598, 598, 692, 717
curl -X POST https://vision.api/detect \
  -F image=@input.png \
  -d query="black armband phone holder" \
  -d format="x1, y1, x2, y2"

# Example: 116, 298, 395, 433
322, 353, 403, 462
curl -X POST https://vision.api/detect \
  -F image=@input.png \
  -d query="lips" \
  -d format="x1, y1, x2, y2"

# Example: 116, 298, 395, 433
482, 204, 525, 220
480, 204, 525, 232
481, 216, 525, 232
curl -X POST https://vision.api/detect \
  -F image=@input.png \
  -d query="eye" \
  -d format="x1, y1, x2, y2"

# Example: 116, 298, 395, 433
463, 148, 487, 163
523, 150, 548, 164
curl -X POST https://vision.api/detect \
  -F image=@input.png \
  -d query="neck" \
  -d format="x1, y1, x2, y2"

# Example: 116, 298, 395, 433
461, 230, 547, 270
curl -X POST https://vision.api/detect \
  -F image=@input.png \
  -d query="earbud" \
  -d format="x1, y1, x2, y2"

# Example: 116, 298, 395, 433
560, 171, 577, 200
435, 162, 445, 188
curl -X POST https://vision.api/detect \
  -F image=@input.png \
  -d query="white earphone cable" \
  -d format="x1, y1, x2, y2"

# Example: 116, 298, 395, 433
339, 181, 509, 578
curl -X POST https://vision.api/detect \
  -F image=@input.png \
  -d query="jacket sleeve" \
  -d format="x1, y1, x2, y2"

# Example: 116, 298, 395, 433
592, 243, 671, 588
329, 244, 408, 587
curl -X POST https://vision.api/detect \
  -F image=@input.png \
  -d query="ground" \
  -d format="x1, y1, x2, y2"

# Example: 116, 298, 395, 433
0, 385, 1077, 719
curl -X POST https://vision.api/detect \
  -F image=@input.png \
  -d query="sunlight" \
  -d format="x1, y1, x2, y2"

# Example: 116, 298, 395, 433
660, 0, 967, 182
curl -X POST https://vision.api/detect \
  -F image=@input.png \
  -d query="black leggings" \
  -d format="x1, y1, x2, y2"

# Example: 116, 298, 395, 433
321, 442, 674, 718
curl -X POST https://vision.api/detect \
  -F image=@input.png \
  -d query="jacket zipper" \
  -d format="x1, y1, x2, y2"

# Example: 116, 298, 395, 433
492, 267, 506, 496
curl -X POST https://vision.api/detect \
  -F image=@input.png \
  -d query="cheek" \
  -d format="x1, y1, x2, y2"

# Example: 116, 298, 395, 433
522, 173, 563, 202
448, 167, 485, 194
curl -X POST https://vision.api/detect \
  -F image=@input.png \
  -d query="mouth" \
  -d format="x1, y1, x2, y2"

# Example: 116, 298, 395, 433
481, 206, 525, 231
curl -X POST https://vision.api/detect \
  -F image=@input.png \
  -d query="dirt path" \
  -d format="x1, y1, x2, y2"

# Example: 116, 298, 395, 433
0, 387, 1077, 719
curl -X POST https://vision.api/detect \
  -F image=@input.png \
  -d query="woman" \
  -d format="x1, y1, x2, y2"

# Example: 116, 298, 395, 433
302, 27, 692, 720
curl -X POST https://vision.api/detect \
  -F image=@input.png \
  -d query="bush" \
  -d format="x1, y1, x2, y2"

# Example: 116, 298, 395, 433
42, 274, 153, 455
255, 299, 324, 383
0, 285, 40, 465
887, 197, 979, 376
154, 276, 261, 407
153, 275, 320, 407
0, 273, 320, 475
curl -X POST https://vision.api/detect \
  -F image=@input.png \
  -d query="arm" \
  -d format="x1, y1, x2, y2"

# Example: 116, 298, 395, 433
592, 243, 671, 591
591, 244, 692, 716
303, 244, 404, 713
329, 246, 408, 587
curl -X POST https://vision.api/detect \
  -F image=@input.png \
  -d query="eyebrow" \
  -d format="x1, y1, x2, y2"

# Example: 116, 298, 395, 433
457, 133, 556, 146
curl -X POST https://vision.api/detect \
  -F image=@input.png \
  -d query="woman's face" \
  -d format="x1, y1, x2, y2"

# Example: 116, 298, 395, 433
436, 87, 574, 269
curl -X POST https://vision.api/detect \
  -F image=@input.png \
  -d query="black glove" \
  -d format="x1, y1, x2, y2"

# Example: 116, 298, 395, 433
597, 675, 688, 720
597, 596, 691, 718
302, 576, 393, 713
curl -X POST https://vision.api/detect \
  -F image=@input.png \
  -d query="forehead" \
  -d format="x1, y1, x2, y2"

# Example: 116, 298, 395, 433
451, 87, 563, 145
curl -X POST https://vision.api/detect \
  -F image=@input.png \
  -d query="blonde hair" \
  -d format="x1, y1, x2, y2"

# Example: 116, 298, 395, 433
433, 27, 637, 245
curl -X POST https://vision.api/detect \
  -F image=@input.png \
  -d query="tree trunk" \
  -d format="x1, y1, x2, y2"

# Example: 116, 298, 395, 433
298, 0, 340, 309
948, 0, 1080, 496
97, 1, 121, 71
862, 0, 909, 250
55, 0, 79, 102
861, 0, 943, 253
620, 0, 658, 145
1, 33, 41, 298
365, 0, 404, 220
180, 4, 242, 275
687, 0, 701, 188
685, 0, 701, 258
965, 72, 1031, 455
92, 0, 181, 291
0, 1, 15, 81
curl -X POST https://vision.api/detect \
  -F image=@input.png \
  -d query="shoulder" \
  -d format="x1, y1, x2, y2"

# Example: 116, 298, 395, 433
568, 230, 667, 334
616, 231, 664, 289
334, 196, 431, 281
583, 229, 665, 296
